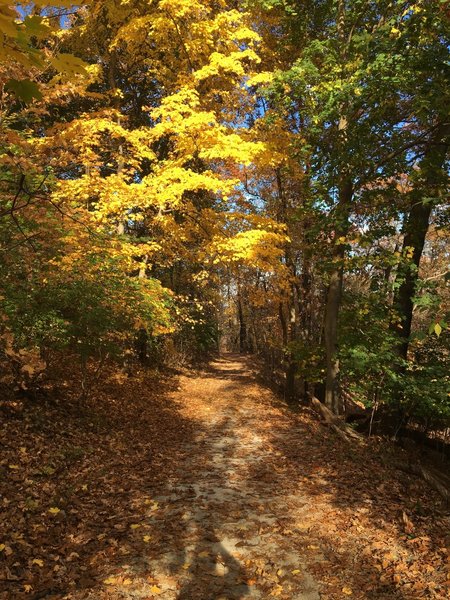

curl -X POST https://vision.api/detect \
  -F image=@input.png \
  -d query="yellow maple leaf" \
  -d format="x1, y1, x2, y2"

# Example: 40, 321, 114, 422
32, 559, 44, 567
150, 585, 162, 594
342, 587, 353, 595
270, 584, 283, 596
130, 523, 141, 530
143, 535, 151, 543
48, 507, 60, 514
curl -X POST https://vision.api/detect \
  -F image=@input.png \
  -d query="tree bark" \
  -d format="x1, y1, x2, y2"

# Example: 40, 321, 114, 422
108, 50, 126, 235
237, 290, 247, 353
323, 178, 352, 414
311, 397, 363, 442
278, 302, 288, 347
323, 0, 352, 414
393, 123, 449, 360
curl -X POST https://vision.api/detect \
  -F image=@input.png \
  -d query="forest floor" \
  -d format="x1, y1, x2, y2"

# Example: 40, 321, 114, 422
1, 354, 449, 600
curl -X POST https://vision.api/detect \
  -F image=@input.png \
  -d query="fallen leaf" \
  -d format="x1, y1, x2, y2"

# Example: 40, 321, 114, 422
104, 574, 133, 585
48, 507, 60, 515
143, 535, 151, 542
150, 585, 162, 594
130, 523, 141, 530
270, 584, 283, 596
198, 550, 209, 558
8, 464, 19, 470
32, 559, 44, 567
402, 511, 414, 534
342, 587, 353, 595
0, 544, 12, 556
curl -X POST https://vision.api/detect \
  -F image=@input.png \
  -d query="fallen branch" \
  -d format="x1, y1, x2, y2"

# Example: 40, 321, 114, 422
392, 460, 450, 503
310, 396, 363, 443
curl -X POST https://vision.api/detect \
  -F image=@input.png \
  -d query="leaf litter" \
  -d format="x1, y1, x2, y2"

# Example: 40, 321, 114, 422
0, 355, 448, 599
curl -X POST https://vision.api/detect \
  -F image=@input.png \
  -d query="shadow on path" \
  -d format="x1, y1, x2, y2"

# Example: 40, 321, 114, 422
5, 354, 446, 599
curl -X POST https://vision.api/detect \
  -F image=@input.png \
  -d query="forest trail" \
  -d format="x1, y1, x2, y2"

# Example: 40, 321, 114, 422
132, 354, 321, 600
2, 355, 448, 600
82, 355, 448, 600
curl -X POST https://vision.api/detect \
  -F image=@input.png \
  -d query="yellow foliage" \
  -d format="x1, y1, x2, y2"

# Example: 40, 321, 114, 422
1, 0, 288, 356
208, 229, 287, 270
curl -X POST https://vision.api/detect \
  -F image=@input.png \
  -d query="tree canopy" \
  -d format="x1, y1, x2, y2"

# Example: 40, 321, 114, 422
0, 0, 448, 428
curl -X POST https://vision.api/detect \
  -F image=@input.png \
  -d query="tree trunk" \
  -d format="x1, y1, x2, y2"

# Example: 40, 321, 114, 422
135, 327, 148, 364
323, 0, 352, 414
298, 255, 313, 400
278, 302, 288, 347
285, 294, 299, 400
323, 178, 352, 414
393, 123, 449, 360
108, 50, 126, 235
237, 291, 247, 353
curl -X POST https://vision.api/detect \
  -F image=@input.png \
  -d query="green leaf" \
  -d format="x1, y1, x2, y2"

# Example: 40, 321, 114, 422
0, 7, 19, 38
24, 15, 52, 40
5, 79, 42, 103
51, 53, 87, 76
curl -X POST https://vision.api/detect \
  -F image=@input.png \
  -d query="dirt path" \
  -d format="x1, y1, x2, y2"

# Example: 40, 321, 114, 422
2, 355, 448, 599
86, 355, 448, 600
130, 355, 321, 600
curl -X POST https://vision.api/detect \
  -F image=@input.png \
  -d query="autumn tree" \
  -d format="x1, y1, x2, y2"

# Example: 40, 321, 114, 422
238, 0, 449, 422
1, 0, 286, 387
0, 0, 447, 430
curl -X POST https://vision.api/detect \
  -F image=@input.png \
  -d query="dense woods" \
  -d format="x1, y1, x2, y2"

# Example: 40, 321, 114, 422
0, 2, 449, 597
2, 0, 448, 429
